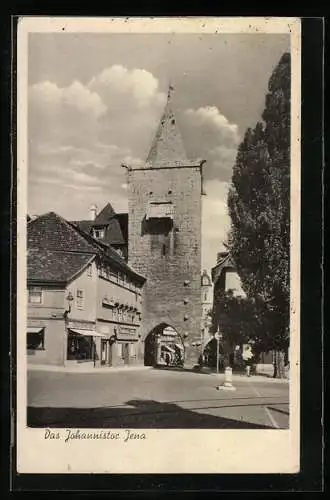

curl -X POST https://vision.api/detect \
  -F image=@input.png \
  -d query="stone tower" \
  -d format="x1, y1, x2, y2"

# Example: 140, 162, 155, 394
127, 86, 205, 366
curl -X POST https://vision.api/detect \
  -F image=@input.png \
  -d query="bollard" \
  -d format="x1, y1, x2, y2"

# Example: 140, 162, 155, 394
246, 365, 251, 377
216, 366, 236, 391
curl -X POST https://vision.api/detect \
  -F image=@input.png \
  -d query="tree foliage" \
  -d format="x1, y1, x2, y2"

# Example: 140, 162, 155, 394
227, 53, 291, 368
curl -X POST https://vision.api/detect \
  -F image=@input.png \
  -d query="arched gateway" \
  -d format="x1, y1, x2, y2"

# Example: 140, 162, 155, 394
144, 323, 185, 367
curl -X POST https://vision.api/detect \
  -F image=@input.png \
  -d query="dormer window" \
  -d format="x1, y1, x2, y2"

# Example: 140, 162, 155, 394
93, 228, 105, 239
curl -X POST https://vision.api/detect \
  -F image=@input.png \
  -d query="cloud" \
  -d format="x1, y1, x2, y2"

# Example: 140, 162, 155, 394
88, 65, 165, 110
28, 68, 234, 271
181, 106, 240, 182
29, 80, 106, 118
28, 65, 165, 197
202, 180, 231, 270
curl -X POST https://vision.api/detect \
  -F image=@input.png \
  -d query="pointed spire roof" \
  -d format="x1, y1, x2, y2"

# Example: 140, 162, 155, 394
146, 84, 188, 168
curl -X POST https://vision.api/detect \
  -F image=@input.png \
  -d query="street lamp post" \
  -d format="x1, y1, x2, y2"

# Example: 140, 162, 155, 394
63, 291, 74, 366
214, 328, 222, 375
216, 331, 220, 375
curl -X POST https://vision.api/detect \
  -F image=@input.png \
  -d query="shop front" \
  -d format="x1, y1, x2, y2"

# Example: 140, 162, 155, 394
112, 325, 141, 367
66, 327, 107, 367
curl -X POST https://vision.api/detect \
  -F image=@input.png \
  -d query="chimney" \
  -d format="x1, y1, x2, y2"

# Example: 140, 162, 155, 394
89, 204, 97, 221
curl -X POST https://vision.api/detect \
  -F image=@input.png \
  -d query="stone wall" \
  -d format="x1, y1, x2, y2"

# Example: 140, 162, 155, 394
128, 166, 202, 365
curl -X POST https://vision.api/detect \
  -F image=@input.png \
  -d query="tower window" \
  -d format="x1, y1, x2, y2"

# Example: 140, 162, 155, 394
168, 189, 172, 194
162, 244, 166, 256
171, 119, 175, 125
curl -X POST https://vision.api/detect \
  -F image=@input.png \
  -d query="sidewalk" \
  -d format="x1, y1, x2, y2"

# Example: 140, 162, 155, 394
196, 367, 289, 383
28, 364, 153, 374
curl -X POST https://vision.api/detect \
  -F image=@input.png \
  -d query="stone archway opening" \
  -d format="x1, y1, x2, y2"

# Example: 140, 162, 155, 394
144, 323, 185, 367
201, 337, 226, 370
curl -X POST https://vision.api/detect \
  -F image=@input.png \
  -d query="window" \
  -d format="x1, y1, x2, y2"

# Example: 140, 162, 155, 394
87, 265, 92, 277
106, 266, 111, 280
130, 343, 136, 357
28, 287, 43, 304
27, 328, 45, 350
93, 228, 105, 239
76, 290, 84, 309
99, 265, 107, 278
204, 292, 208, 301
110, 269, 117, 282
67, 332, 93, 361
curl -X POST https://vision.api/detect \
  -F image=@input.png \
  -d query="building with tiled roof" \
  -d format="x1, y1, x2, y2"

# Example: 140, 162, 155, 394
211, 251, 245, 297
71, 202, 128, 261
27, 211, 146, 369
209, 252, 273, 370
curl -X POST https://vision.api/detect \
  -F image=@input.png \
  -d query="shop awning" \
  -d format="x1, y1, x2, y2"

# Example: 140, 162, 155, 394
69, 328, 107, 338
174, 343, 184, 351
27, 327, 43, 333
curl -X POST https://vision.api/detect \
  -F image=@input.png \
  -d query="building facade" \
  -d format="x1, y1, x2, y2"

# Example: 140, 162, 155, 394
211, 251, 273, 367
201, 270, 213, 348
126, 86, 205, 366
71, 202, 128, 261
27, 212, 145, 368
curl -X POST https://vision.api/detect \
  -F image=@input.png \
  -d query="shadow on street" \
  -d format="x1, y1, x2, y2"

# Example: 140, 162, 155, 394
27, 398, 274, 429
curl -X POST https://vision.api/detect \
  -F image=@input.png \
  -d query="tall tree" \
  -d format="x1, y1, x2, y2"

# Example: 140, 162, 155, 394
227, 53, 290, 378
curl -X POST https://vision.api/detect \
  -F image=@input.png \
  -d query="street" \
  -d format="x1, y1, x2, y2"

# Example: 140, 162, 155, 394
27, 367, 289, 429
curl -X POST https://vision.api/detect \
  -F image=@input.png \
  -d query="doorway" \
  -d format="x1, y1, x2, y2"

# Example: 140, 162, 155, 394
101, 340, 108, 366
123, 343, 130, 365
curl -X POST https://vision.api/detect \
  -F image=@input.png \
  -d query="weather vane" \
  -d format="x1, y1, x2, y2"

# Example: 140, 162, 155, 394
167, 80, 175, 101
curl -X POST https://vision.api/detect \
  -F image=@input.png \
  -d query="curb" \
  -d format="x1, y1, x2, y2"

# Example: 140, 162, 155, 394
199, 370, 289, 383
28, 365, 154, 374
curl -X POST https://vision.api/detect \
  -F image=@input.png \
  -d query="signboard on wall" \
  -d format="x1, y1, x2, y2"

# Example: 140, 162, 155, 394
117, 326, 138, 341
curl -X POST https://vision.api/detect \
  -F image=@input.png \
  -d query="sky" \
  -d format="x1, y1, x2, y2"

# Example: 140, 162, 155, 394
27, 32, 290, 273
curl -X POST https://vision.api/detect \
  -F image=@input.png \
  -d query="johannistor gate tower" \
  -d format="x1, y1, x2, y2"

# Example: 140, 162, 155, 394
126, 85, 206, 366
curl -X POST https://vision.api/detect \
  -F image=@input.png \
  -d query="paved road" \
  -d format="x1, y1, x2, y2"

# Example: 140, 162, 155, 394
27, 367, 289, 429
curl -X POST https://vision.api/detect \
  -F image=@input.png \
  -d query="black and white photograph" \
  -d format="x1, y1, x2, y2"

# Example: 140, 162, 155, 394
17, 17, 301, 474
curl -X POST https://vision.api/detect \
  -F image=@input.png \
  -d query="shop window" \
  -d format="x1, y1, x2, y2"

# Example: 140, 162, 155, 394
76, 290, 84, 309
27, 328, 45, 350
67, 333, 94, 361
28, 287, 43, 304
